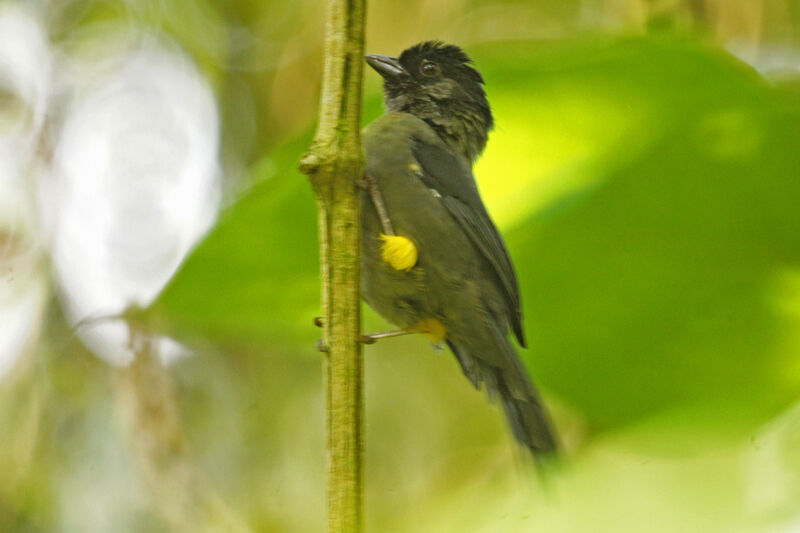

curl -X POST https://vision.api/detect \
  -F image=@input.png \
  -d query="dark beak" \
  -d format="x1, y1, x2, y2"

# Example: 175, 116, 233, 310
366, 54, 406, 78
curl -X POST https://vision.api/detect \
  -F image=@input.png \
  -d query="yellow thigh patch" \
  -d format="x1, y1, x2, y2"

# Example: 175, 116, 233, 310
412, 318, 447, 344
380, 234, 418, 271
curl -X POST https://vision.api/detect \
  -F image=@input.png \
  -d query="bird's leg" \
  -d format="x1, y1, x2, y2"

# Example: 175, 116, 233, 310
359, 173, 395, 236
359, 174, 419, 271
360, 318, 446, 346
359, 328, 414, 344
317, 314, 412, 348
351, 173, 418, 346
319, 309, 416, 347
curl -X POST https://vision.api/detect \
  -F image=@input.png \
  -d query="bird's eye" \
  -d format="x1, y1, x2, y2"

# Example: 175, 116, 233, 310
420, 60, 440, 77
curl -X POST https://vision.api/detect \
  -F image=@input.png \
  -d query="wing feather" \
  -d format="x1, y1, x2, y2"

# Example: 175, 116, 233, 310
412, 137, 526, 346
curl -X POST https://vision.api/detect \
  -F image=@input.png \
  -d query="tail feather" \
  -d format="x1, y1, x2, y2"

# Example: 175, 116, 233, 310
495, 364, 558, 455
447, 340, 558, 458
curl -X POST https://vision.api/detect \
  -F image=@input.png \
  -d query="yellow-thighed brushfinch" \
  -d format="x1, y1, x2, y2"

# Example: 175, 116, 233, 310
362, 41, 558, 459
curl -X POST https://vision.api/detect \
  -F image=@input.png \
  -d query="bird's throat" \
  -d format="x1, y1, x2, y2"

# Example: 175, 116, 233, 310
424, 114, 487, 163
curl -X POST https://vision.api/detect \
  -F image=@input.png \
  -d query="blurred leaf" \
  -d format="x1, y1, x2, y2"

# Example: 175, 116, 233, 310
481, 39, 800, 429
398, 399, 800, 533
150, 37, 800, 439
149, 138, 320, 352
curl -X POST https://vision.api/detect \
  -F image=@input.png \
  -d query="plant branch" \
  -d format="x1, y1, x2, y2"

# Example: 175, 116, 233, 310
117, 333, 252, 533
298, 0, 367, 531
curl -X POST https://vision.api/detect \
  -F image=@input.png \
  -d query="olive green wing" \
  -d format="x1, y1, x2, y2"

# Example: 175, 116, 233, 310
411, 137, 526, 347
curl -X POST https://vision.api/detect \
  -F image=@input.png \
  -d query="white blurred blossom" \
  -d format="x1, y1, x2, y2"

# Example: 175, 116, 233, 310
0, 5, 221, 373
0, 4, 50, 379
41, 41, 221, 366
0, 225, 47, 379
727, 41, 800, 82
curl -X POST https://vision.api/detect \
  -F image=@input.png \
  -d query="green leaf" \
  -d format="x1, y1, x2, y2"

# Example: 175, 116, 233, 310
151, 37, 800, 435
150, 139, 320, 352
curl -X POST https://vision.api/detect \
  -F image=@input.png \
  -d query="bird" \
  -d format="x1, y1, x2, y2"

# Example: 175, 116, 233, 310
361, 41, 558, 459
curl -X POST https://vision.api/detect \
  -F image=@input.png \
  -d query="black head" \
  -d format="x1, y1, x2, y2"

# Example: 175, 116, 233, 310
366, 41, 493, 162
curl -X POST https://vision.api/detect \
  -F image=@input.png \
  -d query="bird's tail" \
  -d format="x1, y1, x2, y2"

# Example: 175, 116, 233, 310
447, 339, 558, 459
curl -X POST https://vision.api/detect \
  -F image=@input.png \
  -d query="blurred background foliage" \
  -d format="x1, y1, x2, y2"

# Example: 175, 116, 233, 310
3, 0, 800, 532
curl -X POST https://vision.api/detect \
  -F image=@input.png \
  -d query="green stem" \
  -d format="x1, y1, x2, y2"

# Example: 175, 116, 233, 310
299, 0, 367, 531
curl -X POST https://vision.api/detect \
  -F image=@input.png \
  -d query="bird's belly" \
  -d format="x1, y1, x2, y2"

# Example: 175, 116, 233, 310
359, 165, 497, 343
361, 226, 434, 330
